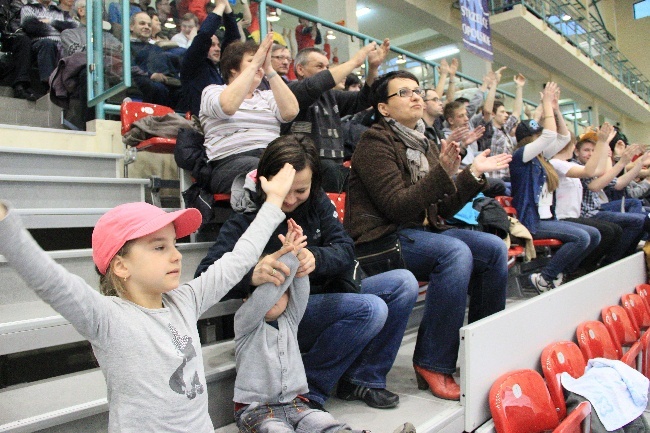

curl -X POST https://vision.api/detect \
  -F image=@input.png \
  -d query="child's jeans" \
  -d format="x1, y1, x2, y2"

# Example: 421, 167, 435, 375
234, 399, 366, 433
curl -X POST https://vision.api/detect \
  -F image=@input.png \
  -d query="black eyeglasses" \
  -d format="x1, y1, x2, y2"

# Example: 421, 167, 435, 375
423, 97, 440, 103
387, 88, 424, 99
271, 56, 292, 62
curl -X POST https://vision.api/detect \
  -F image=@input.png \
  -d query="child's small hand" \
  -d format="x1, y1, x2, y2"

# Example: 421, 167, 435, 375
278, 219, 307, 257
260, 163, 295, 209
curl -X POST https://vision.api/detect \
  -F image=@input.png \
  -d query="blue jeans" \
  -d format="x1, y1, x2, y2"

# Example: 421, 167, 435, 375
600, 198, 644, 214
534, 220, 600, 281
399, 227, 508, 374
235, 399, 363, 433
298, 270, 417, 404
592, 211, 645, 258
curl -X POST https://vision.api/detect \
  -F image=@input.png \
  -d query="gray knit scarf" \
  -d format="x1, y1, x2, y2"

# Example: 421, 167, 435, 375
386, 118, 430, 184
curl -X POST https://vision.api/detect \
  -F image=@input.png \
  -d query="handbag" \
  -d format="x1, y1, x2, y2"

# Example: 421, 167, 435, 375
355, 233, 405, 277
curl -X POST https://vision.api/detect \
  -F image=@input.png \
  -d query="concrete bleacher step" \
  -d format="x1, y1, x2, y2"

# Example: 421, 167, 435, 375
0, 90, 64, 129
0, 175, 149, 229
0, 147, 122, 178
0, 242, 236, 356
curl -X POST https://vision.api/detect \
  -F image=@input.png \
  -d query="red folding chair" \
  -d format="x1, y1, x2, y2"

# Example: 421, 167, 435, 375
635, 284, 650, 314
601, 305, 642, 369
623, 293, 650, 378
121, 101, 177, 155
120, 101, 187, 206
490, 369, 591, 433
326, 192, 346, 224
493, 196, 563, 255
540, 341, 586, 420
576, 320, 621, 361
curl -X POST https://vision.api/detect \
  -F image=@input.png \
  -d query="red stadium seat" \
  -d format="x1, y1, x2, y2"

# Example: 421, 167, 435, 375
326, 192, 346, 224
490, 369, 591, 433
576, 320, 621, 361
540, 341, 586, 420
601, 305, 643, 370
121, 101, 177, 153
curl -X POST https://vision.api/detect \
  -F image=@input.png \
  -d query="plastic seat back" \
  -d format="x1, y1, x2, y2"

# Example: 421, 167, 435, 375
635, 284, 650, 314
326, 192, 346, 224
121, 101, 175, 135
541, 341, 586, 420
490, 369, 559, 433
601, 305, 640, 350
622, 293, 650, 331
495, 195, 514, 208
576, 320, 621, 361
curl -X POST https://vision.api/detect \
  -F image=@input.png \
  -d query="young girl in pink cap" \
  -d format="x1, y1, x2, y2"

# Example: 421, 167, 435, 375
0, 163, 298, 433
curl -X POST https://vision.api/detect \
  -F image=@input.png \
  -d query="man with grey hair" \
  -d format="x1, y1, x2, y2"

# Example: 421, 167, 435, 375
283, 39, 389, 191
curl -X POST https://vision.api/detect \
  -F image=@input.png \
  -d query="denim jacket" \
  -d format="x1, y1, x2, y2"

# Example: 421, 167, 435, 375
510, 146, 547, 234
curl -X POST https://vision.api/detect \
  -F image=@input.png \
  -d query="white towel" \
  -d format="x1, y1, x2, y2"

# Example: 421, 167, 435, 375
560, 358, 649, 431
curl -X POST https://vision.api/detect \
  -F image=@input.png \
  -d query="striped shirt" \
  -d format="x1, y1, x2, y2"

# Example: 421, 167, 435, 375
20, 2, 75, 42
489, 115, 519, 179
200, 85, 287, 161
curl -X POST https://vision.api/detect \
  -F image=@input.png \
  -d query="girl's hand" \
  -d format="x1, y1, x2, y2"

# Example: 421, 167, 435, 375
472, 149, 513, 175
260, 163, 296, 209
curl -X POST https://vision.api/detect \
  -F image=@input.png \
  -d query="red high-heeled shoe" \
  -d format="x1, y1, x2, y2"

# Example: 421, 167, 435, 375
414, 364, 460, 401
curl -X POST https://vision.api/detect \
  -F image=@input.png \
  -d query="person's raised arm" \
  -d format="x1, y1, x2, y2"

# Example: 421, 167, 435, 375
325, 41, 378, 86
566, 123, 615, 178
521, 82, 557, 163
614, 147, 649, 190
261, 35, 299, 121
360, 38, 390, 86
482, 66, 505, 122
218, 33, 273, 115
512, 73, 525, 119
445, 58, 459, 102
587, 144, 642, 191
435, 59, 450, 101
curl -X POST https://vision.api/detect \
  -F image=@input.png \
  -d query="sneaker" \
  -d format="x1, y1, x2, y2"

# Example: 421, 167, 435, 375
336, 379, 399, 409
530, 273, 554, 293
13, 84, 38, 101
393, 422, 417, 433
553, 273, 564, 287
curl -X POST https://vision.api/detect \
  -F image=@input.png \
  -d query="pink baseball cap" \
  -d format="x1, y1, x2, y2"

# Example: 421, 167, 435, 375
92, 202, 202, 275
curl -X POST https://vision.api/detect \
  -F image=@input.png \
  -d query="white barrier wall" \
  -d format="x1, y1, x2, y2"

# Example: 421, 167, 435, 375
460, 252, 647, 431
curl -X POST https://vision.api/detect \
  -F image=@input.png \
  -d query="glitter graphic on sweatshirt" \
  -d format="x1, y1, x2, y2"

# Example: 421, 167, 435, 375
168, 324, 204, 399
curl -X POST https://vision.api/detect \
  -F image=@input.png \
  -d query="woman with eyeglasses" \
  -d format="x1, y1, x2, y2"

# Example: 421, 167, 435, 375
346, 70, 512, 401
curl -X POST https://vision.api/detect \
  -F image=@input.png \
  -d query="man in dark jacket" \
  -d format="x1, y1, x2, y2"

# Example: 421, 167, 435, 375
178, 0, 239, 115
283, 39, 389, 192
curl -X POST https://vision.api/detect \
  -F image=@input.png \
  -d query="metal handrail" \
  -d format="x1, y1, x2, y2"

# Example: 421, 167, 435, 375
489, 0, 650, 104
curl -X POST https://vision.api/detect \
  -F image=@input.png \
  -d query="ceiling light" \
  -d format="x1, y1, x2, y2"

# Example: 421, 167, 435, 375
396, 54, 406, 64
164, 18, 176, 29
356, 6, 371, 17
424, 46, 460, 61
326, 30, 336, 40
561, 13, 572, 21
267, 11, 280, 22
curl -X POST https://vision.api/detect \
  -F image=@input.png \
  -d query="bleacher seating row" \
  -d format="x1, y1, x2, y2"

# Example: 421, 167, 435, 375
488, 283, 650, 433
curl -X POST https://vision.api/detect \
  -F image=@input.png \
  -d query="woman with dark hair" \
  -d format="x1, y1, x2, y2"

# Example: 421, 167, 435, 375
346, 70, 511, 401
196, 134, 419, 410
200, 33, 299, 194
509, 82, 600, 291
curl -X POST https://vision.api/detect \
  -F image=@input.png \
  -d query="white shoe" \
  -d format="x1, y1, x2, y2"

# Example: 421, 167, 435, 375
530, 273, 554, 293
553, 273, 564, 287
